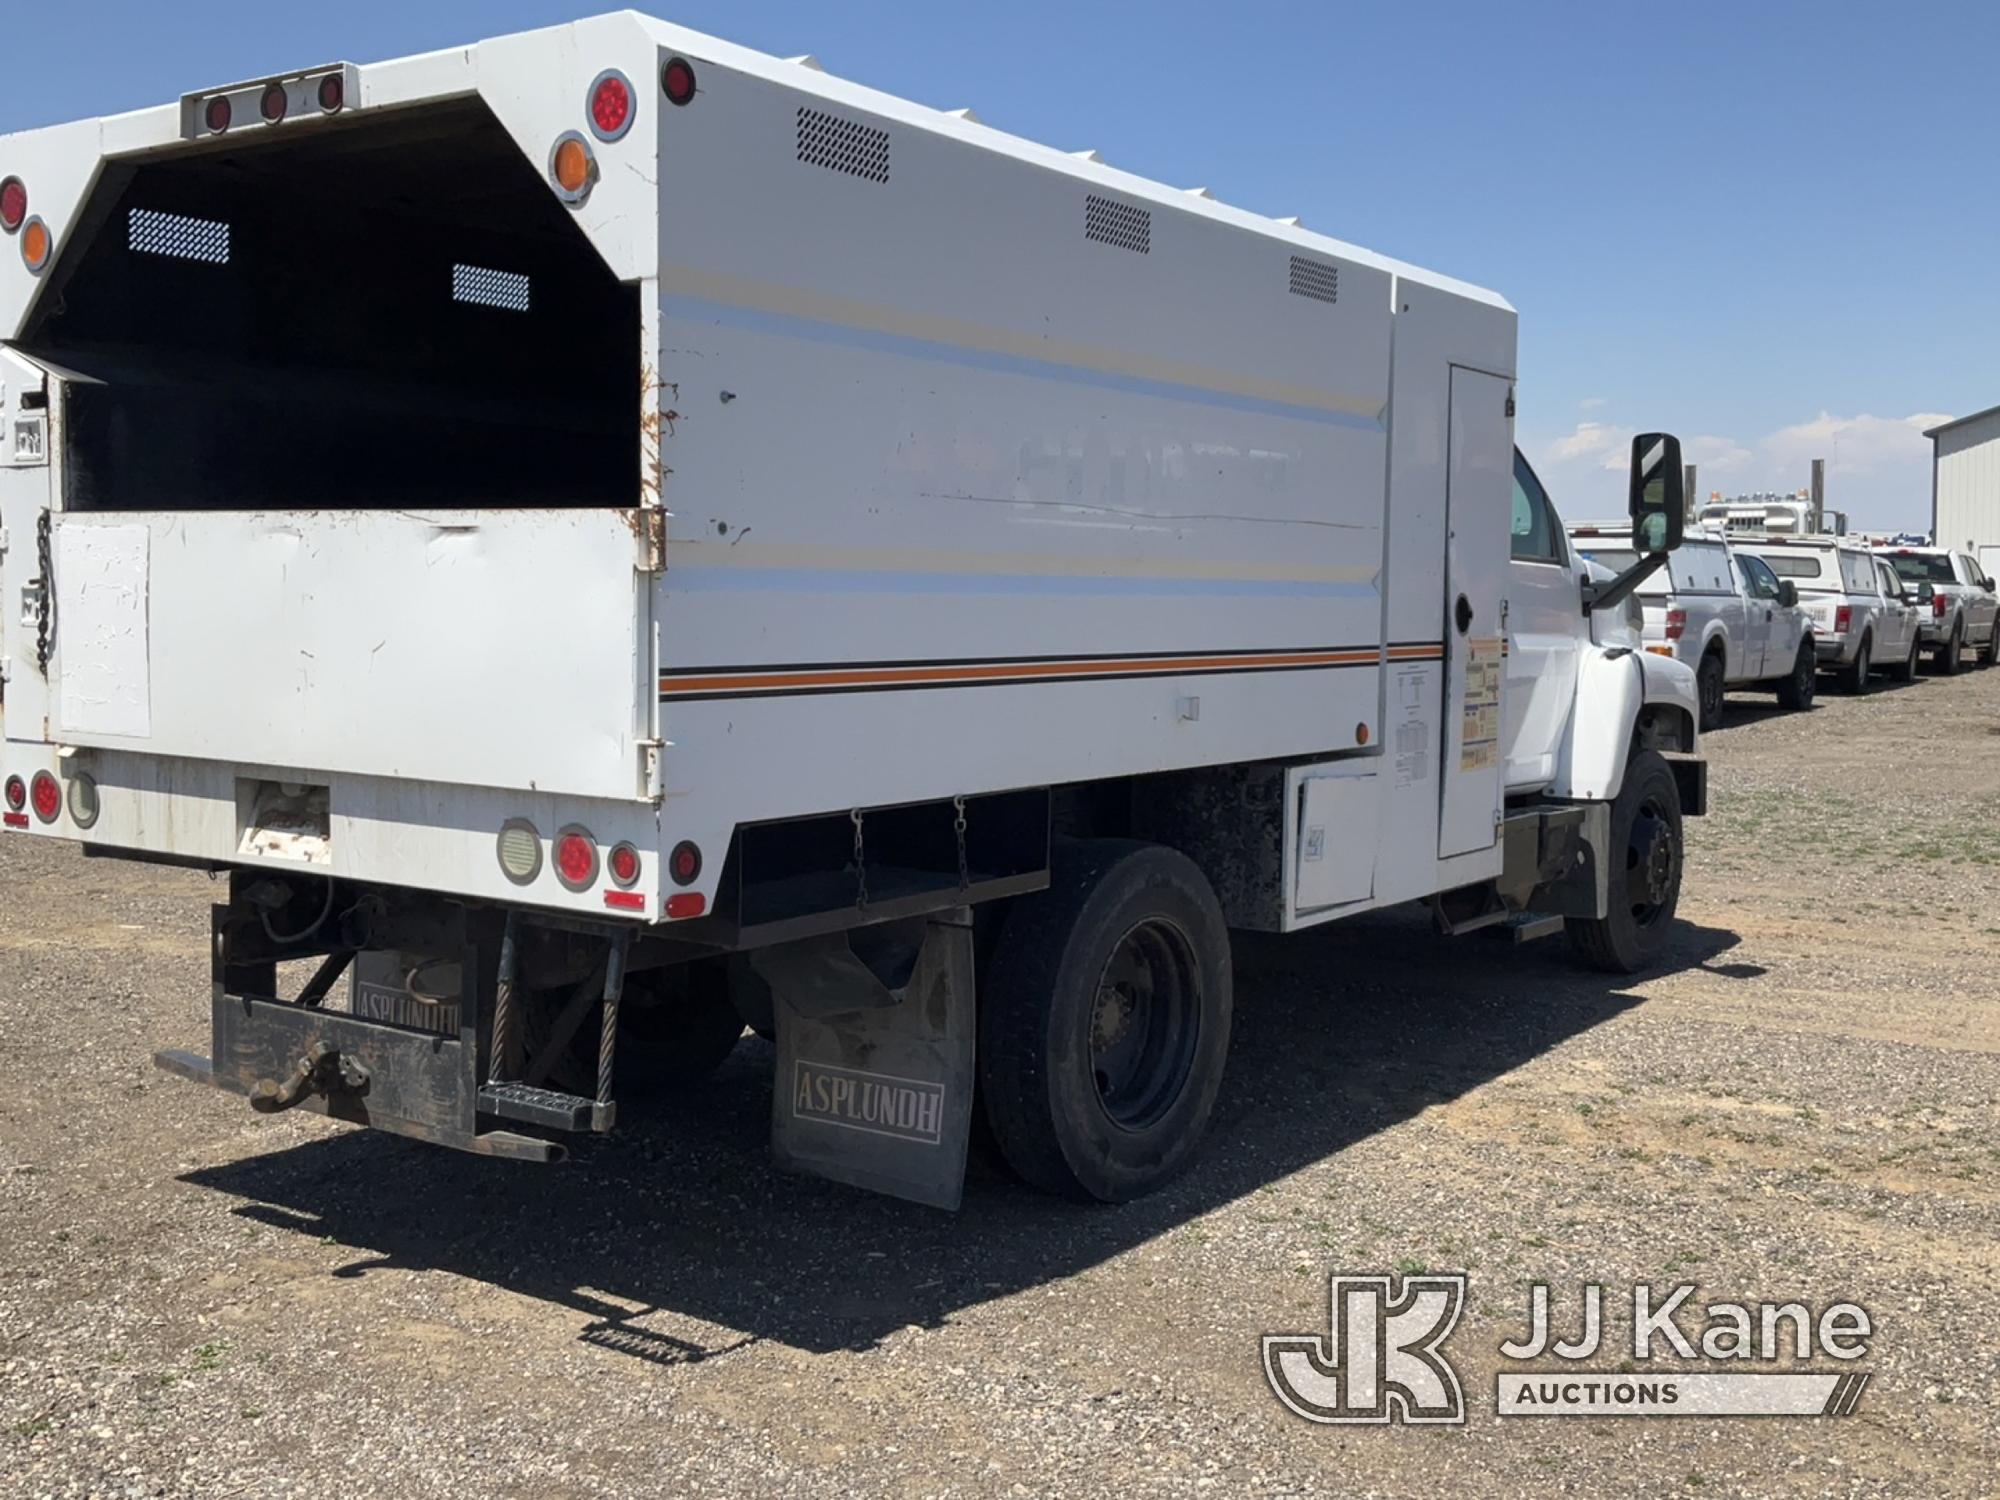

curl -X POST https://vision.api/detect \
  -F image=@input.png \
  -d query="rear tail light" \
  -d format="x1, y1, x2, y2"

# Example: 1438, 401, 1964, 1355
1833, 605, 1852, 635
19, 217, 51, 274
548, 132, 595, 203
668, 840, 702, 886
553, 826, 599, 891
3, 776, 23, 812
1663, 607, 1686, 641
259, 83, 289, 124
587, 69, 635, 141
29, 771, 60, 824
0, 177, 25, 233
607, 841, 641, 887
66, 772, 100, 829
661, 57, 697, 107
1933, 592, 1948, 620
495, 818, 542, 884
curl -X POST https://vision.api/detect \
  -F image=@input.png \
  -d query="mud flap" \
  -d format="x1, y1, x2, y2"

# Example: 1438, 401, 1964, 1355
755, 908, 974, 1210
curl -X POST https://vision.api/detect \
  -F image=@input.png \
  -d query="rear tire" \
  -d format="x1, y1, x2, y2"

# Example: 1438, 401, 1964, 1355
1774, 642, 1816, 710
979, 840, 1233, 1202
1894, 635, 1920, 683
1843, 636, 1872, 694
1565, 750, 1684, 975
1936, 624, 1963, 675
1982, 624, 1999, 667
1696, 650, 1726, 730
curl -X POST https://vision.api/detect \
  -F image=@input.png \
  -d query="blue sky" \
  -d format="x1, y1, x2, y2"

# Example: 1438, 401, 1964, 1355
6, 1, 1994, 529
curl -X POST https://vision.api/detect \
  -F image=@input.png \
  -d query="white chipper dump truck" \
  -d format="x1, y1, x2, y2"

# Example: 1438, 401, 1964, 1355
0, 14, 1703, 1208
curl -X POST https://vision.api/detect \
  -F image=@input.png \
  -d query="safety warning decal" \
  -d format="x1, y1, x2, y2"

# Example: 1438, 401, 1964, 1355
1459, 638, 1502, 771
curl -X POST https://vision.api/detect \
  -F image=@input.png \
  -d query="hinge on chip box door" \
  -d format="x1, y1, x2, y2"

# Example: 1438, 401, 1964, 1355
634, 506, 666, 573
639, 739, 664, 800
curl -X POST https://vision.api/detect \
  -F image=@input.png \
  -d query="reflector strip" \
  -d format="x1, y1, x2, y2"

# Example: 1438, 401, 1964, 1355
129, 208, 229, 264
659, 643, 1443, 701
452, 263, 530, 311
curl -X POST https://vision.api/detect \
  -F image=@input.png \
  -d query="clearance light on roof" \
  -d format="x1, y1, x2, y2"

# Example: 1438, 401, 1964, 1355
548, 131, 596, 204
260, 83, 289, 124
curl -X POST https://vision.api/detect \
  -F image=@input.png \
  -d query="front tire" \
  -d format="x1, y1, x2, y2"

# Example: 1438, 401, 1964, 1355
1775, 642, 1816, 709
1565, 750, 1684, 975
979, 840, 1233, 1202
1696, 650, 1726, 731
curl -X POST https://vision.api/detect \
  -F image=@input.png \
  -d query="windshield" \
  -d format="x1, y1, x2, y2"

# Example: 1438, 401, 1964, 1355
1888, 554, 1956, 584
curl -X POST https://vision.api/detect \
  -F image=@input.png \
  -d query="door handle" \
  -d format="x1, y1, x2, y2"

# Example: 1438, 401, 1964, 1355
1454, 594, 1474, 635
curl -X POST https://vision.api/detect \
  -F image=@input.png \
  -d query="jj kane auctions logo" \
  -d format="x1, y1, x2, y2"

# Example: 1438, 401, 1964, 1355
1264, 1274, 1873, 1424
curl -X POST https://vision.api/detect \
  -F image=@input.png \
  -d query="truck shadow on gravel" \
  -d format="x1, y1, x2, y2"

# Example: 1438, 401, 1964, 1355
184, 907, 1746, 1361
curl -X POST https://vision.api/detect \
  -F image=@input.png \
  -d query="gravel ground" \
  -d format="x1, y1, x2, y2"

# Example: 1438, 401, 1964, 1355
3, 667, 1997, 1498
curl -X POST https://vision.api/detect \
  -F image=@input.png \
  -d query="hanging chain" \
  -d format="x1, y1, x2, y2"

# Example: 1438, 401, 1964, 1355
34, 509, 55, 675
952, 794, 969, 891
850, 807, 868, 909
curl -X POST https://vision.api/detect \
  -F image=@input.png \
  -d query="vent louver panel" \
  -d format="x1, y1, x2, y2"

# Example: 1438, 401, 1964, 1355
1288, 255, 1339, 304
128, 208, 229, 264
797, 106, 890, 183
1084, 194, 1151, 254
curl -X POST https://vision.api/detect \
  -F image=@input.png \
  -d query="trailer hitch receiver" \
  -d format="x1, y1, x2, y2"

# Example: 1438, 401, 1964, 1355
249, 1040, 370, 1114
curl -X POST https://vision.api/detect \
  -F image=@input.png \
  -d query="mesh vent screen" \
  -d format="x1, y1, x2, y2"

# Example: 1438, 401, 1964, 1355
1084, 194, 1150, 254
797, 107, 890, 183
128, 208, 230, 264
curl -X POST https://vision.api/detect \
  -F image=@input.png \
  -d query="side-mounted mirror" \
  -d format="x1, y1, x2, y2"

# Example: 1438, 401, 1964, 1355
1628, 433, 1685, 555
1776, 580, 1798, 608
1984, 576, 1996, 592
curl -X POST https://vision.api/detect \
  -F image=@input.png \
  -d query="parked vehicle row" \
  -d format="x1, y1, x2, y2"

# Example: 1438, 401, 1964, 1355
1567, 523, 1999, 727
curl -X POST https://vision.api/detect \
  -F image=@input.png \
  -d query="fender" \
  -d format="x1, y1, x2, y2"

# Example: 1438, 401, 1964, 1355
1548, 646, 1698, 803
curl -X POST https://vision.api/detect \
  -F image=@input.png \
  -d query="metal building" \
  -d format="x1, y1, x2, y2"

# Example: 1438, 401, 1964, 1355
1929, 406, 2000, 577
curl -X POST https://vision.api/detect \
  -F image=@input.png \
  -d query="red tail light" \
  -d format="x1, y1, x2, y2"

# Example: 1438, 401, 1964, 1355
1664, 607, 1686, 641
554, 827, 598, 891
668, 840, 702, 886
607, 841, 641, 887
1933, 592, 1948, 620
1833, 605, 1852, 634
588, 69, 635, 141
661, 57, 697, 107
2, 775, 23, 811
0, 177, 25, 233
29, 771, 61, 823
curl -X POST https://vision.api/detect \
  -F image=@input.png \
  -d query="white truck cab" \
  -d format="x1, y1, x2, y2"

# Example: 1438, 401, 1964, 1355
0, 14, 1704, 1209
1567, 524, 1818, 726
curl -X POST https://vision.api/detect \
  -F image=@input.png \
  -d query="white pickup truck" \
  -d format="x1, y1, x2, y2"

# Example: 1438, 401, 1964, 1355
1878, 546, 2000, 672
0, 14, 1704, 1209
1568, 526, 1816, 726
1738, 537, 1924, 692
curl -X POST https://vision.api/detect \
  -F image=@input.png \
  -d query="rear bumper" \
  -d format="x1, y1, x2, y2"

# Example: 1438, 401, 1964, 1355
1815, 634, 1855, 665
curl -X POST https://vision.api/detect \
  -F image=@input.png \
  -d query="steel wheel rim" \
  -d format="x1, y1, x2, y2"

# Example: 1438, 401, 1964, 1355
1626, 794, 1678, 929
1089, 917, 1201, 1132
